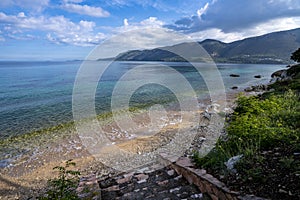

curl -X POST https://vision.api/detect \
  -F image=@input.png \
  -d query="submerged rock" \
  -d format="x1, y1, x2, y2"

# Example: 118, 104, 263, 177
254, 75, 262, 78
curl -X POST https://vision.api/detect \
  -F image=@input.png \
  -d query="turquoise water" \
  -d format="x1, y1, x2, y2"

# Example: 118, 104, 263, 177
0, 61, 285, 139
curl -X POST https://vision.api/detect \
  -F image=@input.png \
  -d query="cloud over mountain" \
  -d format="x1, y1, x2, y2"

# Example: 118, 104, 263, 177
167, 0, 300, 33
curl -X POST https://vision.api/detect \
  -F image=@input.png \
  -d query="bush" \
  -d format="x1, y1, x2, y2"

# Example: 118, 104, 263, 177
38, 160, 81, 200
291, 48, 300, 63
194, 90, 300, 171
228, 90, 299, 148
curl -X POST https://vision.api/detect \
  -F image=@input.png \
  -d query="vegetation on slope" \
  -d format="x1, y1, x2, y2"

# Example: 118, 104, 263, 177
193, 59, 300, 199
112, 28, 300, 64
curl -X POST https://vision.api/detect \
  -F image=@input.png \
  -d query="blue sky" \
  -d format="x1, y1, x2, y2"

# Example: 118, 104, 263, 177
0, 0, 300, 60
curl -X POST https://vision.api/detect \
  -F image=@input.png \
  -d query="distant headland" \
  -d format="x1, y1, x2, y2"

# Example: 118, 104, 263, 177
99, 28, 300, 64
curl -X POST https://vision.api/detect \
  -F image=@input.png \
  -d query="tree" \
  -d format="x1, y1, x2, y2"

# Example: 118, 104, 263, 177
291, 48, 300, 63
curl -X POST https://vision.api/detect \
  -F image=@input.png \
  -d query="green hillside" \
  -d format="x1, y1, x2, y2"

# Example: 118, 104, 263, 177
111, 28, 300, 64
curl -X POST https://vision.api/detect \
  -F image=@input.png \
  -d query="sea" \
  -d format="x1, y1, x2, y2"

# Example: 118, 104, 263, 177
0, 61, 285, 140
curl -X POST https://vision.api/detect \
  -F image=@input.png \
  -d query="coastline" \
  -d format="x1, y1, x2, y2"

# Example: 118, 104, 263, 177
0, 68, 279, 199
0, 89, 242, 199
192, 63, 300, 199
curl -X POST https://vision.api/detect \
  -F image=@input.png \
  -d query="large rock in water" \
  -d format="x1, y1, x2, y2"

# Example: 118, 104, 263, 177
271, 69, 286, 78
230, 74, 240, 77
269, 63, 300, 91
287, 63, 300, 77
270, 65, 299, 82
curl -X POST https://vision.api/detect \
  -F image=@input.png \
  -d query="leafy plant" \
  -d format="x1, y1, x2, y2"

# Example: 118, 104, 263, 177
39, 160, 81, 200
235, 155, 266, 183
291, 47, 300, 63
193, 90, 299, 174
279, 156, 300, 173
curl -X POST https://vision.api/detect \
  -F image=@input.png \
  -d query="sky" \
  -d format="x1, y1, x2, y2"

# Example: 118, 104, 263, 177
0, 0, 300, 60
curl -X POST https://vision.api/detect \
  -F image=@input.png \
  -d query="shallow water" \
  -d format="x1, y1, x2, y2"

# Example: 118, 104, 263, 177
0, 61, 284, 139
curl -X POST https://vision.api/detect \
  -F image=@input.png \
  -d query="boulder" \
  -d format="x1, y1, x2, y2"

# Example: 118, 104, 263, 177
254, 75, 262, 78
271, 69, 286, 78
244, 84, 269, 92
230, 74, 240, 77
225, 155, 243, 172
244, 87, 253, 92
231, 86, 238, 90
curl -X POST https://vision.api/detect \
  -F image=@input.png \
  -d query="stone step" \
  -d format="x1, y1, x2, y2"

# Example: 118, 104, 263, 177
99, 166, 204, 200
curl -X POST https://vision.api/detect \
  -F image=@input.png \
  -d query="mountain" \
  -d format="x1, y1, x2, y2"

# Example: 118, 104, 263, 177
110, 28, 300, 64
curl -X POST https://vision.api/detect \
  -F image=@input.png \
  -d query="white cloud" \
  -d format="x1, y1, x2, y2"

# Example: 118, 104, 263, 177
90, 27, 191, 59
123, 18, 129, 26
140, 17, 164, 27
241, 17, 300, 39
169, 0, 300, 33
197, 3, 209, 18
17, 12, 25, 18
7, 33, 37, 40
92, 18, 189, 59
188, 17, 300, 43
112, 16, 165, 33
212, 0, 218, 4
0, 12, 106, 46
188, 28, 242, 43
79, 20, 95, 32
62, 3, 110, 17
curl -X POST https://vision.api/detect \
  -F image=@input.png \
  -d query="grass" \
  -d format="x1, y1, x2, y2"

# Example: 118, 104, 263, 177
193, 64, 300, 198
194, 90, 300, 170
194, 90, 300, 171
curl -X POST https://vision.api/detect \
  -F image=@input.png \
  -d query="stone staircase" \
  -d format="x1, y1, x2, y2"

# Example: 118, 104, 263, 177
76, 110, 266, 200
78, 155, 266, 200
99, 165, 205, 200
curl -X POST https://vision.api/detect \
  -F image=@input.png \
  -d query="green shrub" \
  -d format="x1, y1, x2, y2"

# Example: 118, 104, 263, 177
194, 90, 300, 173
38, 160, 81, 200
227, 90, 299, 148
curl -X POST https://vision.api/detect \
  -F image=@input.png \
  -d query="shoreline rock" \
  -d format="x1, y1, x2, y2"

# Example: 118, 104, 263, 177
244, 84, 269, 92
244, 63, 300, 93
270, 63, 300, 83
